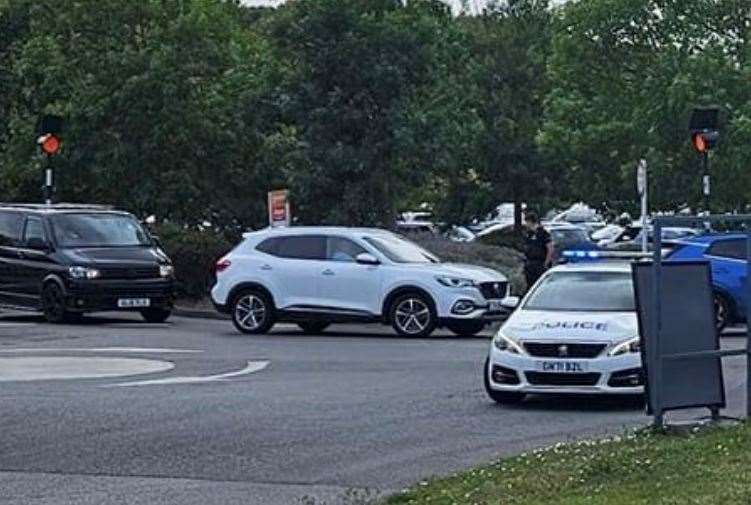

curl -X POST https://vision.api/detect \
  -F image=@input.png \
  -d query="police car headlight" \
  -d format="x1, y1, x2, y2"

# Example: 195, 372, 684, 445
493, 331, 524, 354
609, 337, 641, 356
436, 276, 477, 288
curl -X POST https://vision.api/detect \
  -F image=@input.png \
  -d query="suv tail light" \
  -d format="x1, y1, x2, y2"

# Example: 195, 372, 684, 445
215, 258, 231, 273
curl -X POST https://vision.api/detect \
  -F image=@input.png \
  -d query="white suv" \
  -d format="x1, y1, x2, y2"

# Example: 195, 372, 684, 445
211, 227, 512, 337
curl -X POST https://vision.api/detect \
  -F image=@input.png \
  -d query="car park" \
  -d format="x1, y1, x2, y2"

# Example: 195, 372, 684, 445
484, 261, 643, 404
0, 204, 175, 323
211, 227, 512, 337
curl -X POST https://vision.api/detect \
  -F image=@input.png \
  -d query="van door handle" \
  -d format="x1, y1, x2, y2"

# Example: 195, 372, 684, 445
260, 264, 272, 271
322, 269, 335, 276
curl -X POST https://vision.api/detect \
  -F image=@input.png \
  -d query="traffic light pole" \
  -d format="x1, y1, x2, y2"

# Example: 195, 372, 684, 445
702, 151, 710, 230
43, 155, 54, 206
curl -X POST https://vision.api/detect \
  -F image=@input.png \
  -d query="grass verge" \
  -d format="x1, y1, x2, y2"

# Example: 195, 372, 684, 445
386, 423, 751, 505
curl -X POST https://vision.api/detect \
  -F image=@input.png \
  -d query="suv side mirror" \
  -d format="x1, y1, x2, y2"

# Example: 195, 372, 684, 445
26, 237, 49, 251
501, 296, 520, 311
355, 253, 380, 266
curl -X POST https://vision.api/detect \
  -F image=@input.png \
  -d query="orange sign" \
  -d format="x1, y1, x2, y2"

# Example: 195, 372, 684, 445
268, 190, 291, 227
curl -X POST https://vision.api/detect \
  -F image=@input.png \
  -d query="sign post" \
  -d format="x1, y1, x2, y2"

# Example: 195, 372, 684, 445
267, 189, 291, 228
637, 159, 648, 253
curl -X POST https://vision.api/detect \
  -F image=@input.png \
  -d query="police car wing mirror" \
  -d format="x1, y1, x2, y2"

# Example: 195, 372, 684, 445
355, 253, 380, 266
501, 296, 520, 310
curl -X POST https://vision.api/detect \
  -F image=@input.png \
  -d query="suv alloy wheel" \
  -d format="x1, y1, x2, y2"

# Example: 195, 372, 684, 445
389, 292, 437, 337
231, 289, 276, 334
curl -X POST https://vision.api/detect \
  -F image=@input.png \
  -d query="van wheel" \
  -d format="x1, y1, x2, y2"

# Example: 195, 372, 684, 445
231, 289, 275, 334
141, 308, 172, 323
447, 320, 486, 337
390, 292, 437, 337
484, 358, 525, 405
298, 322, 329, 334
41, 282, 70, 324
714, 292, 731, 333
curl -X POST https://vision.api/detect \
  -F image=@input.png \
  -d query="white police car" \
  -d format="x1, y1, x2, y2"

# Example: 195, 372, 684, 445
484, 260, 643, 404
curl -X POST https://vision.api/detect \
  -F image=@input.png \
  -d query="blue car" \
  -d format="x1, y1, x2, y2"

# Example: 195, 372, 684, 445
667, 233, 749, 330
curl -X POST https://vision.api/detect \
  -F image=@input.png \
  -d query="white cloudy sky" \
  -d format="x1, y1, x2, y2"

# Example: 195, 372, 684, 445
241, 0, 498, 15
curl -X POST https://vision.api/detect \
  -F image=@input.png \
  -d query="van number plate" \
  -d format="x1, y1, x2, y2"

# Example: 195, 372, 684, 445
118, 298, 150, 308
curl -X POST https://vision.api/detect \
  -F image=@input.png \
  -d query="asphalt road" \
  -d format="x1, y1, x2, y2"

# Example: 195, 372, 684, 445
0, 313, 747, 505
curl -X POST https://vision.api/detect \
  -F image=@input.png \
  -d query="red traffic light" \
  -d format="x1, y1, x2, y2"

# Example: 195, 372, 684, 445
692, 133, 707, 153
38, 134, 61, 155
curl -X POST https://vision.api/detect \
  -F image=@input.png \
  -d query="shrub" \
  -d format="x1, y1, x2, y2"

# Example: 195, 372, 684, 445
152, 222, 234, 299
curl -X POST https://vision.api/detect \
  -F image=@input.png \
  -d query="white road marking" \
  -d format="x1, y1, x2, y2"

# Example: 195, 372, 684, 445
0, 347, 202, 354
0, 357, 174, 382
110, 360, 270, 387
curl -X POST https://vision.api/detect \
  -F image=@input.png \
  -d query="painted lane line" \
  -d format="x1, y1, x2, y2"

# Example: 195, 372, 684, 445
0, 347, 202, 354
109, 360, 270, 387
0, 357, 174, 382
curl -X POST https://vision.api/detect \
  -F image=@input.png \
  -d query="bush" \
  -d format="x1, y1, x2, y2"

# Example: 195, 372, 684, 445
153, 223, 234, 299
410, 233, 525, 294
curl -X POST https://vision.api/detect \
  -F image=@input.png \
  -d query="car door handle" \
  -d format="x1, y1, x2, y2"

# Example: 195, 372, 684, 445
260, 264, 272, 271
322, 269, 335, 276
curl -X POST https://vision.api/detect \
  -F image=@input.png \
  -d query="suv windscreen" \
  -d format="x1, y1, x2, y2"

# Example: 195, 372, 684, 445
51, 213, 151, 248
363, 234, 439, 263
524, 272, 635, 312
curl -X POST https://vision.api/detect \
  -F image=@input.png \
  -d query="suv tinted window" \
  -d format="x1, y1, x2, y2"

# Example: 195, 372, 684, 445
23, 217, 46, 245
256, 238, 280, 255
707, 239, 746, 260
0, 211, 24, 246
275, 236, 326, 260
327, 237, 366, 262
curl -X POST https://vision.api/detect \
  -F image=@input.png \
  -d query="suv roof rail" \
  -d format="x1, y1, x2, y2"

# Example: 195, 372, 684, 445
0, 203, 115, 211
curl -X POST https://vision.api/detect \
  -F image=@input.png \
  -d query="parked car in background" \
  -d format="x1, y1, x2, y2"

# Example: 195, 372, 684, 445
666, 233, 748, 330
211, 227, 512, 337
548, 224, 599, 261
445, 225, 476, 243
395, 220, 437, 235
0, 204, 175, 323
605, 227, 699, 252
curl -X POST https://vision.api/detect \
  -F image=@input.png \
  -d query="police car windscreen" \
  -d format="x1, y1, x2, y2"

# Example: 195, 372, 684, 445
524, 272, 635, 312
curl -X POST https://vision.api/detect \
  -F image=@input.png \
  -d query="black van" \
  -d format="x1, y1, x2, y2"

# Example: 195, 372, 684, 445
0, 204, 175, 323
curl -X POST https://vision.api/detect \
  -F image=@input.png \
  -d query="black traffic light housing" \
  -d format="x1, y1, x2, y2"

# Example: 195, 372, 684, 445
689, 107, 720, 153
36, 114, 64, 156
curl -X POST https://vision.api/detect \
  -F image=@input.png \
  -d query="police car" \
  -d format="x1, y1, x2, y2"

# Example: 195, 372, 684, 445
484, 258, 643, 404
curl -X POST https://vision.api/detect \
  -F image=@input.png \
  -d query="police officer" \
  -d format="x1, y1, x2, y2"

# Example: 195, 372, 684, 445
523, 212, 553, 290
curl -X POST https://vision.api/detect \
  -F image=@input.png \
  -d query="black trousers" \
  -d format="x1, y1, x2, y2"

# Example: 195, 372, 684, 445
524, 261, 546, 291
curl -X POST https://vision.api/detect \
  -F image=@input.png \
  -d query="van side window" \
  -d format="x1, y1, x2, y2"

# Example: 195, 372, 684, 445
0, 211, 24, 247
23, 217, 46, 246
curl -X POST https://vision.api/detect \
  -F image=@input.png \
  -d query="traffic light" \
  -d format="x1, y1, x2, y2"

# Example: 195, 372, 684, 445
36, 114, 63, 156
689, 107, 720, 153
691, 130, 719, 153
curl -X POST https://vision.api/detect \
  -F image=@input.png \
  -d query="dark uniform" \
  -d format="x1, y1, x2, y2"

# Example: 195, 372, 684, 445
524, 226, 551, 289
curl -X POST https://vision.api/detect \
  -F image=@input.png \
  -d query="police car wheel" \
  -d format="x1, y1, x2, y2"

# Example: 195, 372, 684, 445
446, 320, 485, 337
713, 293, 731, 332
484, 358, 525, 405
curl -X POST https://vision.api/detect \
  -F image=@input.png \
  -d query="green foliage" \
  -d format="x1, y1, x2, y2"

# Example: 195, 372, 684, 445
2, 0, 751, 232
153, 222, 232, 299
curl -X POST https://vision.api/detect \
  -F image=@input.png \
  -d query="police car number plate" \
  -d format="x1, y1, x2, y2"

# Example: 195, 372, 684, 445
537, 361, 588, 373
117, 298, 151, 308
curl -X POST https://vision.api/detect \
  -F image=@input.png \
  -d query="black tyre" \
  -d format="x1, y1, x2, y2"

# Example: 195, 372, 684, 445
714, 292, 732, 333
41, 282, 71, 324
298, 322, 330, 334
484, 358, 526, 405
446, 320, 486, 337
231, 289, 275, 335
140, 308, 172, 323
389, 292, 437, 337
